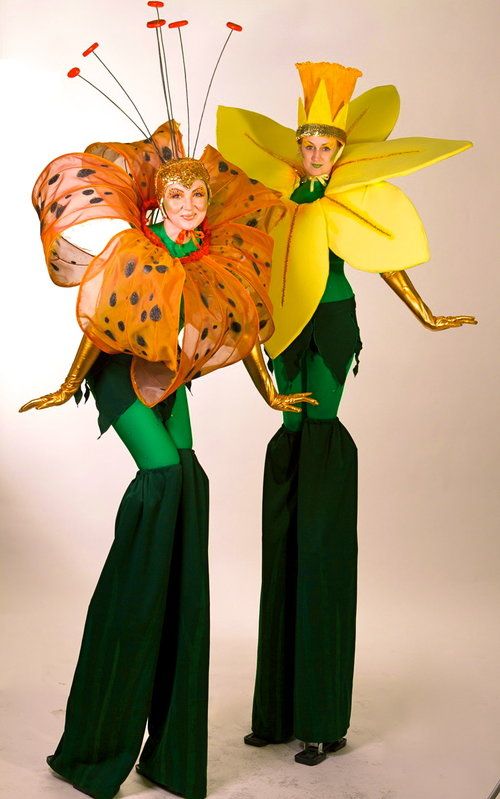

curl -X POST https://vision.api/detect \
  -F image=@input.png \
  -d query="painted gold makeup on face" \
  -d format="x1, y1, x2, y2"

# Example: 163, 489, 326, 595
300, 135, 342, 178
162, 178, 209, 238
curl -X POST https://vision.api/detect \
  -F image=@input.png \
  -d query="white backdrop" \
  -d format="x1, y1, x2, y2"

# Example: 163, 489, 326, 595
1, 1, 499, 798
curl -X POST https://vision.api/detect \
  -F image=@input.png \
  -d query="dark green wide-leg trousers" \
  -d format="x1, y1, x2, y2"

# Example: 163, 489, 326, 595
251, 418, 358, 743
48, 450, 210, 799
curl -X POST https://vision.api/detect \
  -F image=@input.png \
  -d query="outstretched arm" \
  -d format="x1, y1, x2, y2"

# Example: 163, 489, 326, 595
243, 343, 317, 413
380, 270, 477, 330
19, 335, 100, 412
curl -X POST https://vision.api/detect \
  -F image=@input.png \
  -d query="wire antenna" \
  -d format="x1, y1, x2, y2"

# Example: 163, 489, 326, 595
192, 22, 242, 157
147, 2, 180, 159
67, 68, 150, 141
82, 43, 154, 142
169, 21, 191, 156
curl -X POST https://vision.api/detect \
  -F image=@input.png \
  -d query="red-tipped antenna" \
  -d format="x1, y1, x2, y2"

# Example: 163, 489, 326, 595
67, 67, 151, 141
169, 21, 191, 155
81, 41, 154, 143
146, 10, 179, 159
192, 22, 243, 156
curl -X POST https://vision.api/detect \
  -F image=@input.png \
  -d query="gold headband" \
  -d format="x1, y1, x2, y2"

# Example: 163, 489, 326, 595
295, 123, 347, 143
155, 157, 211, 201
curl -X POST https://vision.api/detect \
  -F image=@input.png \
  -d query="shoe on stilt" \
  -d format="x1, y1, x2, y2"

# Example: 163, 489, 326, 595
294, 738, 346, 766
244, 732, 269, 747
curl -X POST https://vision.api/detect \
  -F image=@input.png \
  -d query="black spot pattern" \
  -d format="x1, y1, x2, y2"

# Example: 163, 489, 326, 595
82, 189, 94, 196
109, 292, 117, 307
48, 173, 60, 185
218, 161, 229, 172
162, 146, 173, 161
77, 168, 96, 178
104, 329, 116, 340
227, 298, 236, 307
246, 218, 258, 227
150, 305, 162, 322
230, 169, 238, 175
104, 316, 110, 323
137, 335, 147, 347
200, 293, 209, 308
230, 321, 242, 333
259, 320, 267, 329
118, 321, 125, 331
51, 264, 60, 271
232, 233, 244, 247
201, 328, 208, 340
144, 152, 151, 162
50, 202, 66, 219
149, 293, 154, 301
252, 262, 261, 275
89, 197, 103, 204
130, 292, 139, 305
249, 195, 255, 201
249, 178, 258, 184
143, 264, 153, 273
141, 311, 147, 322
104, 191, 113, 195
124, 260, 136, 277
156, 265, 168, 274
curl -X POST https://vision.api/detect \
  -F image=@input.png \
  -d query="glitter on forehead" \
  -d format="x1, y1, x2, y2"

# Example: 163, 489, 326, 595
155, 157, 211, 199
296, 124, 346, 143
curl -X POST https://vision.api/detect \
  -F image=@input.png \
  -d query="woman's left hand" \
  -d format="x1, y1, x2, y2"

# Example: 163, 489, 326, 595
268, 391, 318, 413
424, 314, 478, 331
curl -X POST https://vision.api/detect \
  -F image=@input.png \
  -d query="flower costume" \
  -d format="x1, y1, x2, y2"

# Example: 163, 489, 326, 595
217, 61, 475, 760
24, 103, 303, 799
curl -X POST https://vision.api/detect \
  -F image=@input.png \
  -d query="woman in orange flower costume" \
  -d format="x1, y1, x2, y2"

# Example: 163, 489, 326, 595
20, 56, 314, 799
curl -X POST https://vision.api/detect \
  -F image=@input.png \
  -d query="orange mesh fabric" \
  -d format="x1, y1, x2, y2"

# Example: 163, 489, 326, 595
86, 121, 184, 207
77, 229, 184, 372
34, 129, 281, 407
33, 153, 141, 286
201, 145, 283, 229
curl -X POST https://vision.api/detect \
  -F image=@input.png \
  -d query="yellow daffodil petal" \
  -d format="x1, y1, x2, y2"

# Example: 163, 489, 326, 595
319, 183, 429, 272
217, 106, 300, 196
265, 201, 329, 359
328, 136, 472, 194
345, 85, 400, 143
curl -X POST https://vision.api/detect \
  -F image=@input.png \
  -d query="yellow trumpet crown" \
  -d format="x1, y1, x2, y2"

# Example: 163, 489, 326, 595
295, 61, 363, 139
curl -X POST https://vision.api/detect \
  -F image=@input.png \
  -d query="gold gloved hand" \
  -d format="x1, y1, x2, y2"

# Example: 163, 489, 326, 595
381, 270, 478, 330
19, 335, 101, 413
243, 342, 318, 413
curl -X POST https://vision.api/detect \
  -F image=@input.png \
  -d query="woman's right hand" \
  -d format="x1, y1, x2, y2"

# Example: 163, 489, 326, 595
19, 386, 77, 412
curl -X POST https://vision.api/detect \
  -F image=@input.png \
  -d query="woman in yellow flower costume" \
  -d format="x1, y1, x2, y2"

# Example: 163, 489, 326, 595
217, 61, 476, 765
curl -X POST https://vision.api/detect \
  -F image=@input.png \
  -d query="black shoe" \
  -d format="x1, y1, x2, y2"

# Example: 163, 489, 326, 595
244, 732, 270, 747
294, 738, 346, 766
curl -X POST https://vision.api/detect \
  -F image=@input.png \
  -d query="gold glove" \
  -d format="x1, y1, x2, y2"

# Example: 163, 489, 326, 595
19, 335, 101, 412
243, 343, 317, 413
380, 270, 478, 330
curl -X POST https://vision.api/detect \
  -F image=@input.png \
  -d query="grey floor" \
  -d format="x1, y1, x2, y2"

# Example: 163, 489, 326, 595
2, 566, 498, 799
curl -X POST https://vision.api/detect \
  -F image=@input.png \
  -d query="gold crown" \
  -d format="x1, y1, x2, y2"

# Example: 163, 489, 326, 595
295, 61, 363, 142
155, 157, 211, 201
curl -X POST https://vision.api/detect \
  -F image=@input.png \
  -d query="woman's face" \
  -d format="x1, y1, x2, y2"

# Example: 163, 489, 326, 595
300, 135, 341, 178
162, 179, 209, 232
